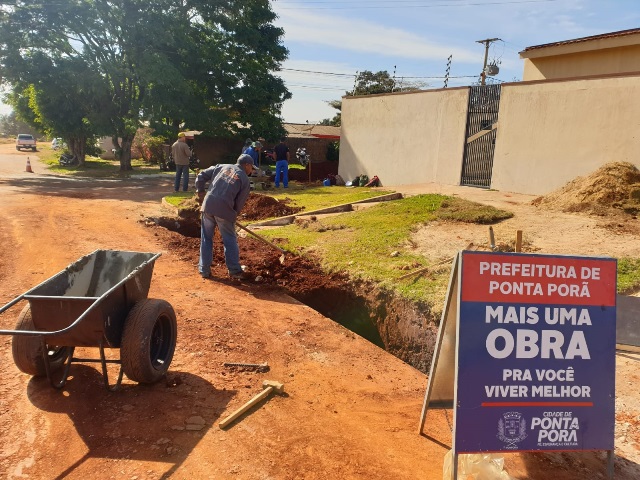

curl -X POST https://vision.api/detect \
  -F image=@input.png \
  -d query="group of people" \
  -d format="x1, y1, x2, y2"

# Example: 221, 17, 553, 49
240, 136, 290, 188
171, 132, 293, 281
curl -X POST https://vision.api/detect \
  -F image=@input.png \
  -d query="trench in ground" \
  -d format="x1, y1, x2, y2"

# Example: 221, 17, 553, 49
157, 215, 440, 373
293, 284, 440, 374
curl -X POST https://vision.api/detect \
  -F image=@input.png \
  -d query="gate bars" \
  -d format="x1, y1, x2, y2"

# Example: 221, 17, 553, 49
460, 84, 501, 188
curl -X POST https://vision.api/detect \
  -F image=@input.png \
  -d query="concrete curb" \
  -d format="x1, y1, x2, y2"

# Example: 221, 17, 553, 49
248, 192, 403, 227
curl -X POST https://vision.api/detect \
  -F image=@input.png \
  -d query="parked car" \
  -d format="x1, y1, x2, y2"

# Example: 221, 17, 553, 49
16, 134, 36, 151
51, 138, 65, 150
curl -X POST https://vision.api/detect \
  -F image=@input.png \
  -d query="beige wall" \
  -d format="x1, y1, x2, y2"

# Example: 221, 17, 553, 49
339, 73, 640, 196
492, 75, 640, 194
523, 44, 640, 81
339, 88, 468, 186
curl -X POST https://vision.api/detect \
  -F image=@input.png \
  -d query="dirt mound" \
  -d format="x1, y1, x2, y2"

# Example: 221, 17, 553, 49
532, 161, 640, 214
240, 193, 303, 221
176, 193, 301, 223
146, 220, 349, 296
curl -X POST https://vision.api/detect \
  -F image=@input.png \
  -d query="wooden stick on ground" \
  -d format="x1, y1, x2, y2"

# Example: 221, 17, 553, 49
398, 243, 474, 280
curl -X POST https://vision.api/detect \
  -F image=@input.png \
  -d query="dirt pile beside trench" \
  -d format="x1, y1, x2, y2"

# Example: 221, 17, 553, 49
176, 192, 302, 223
532, 161, 640, 215
240, 193, 303, 221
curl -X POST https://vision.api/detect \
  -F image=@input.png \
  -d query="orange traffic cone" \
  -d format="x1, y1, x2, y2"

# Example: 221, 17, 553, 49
26, 157, 33, 173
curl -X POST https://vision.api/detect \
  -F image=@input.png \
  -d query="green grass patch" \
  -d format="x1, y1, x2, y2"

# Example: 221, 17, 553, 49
267, 185, 394, 212
39, 146, 168, 178
164, 191, 194, 207
617, 257, 640, 294
260, 194, 455, 303
435, 197, 514, 224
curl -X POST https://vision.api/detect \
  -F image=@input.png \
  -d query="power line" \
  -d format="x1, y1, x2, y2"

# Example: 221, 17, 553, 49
280, 67, 480, 80
277, 0, 560, 10
281, 68, 355, 77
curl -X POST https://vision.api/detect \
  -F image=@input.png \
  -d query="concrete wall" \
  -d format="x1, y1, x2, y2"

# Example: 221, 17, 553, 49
340, 73, 640, 196
339, 88, 469, 186
491, 75, 640, 194
523, 45, 640, 81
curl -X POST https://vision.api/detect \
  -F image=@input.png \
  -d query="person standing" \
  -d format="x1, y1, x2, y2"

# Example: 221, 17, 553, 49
171, 132, 191, 192
195, 154, 257, 280
241, 138, 253, 154
244, 141, 262, 167
273, 136, 290, 188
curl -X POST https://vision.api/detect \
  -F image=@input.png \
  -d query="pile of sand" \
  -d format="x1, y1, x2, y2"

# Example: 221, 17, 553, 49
532, 161, 640, 214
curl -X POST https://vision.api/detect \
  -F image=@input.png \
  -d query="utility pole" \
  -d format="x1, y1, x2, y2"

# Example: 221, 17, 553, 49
476, 38, 501, 85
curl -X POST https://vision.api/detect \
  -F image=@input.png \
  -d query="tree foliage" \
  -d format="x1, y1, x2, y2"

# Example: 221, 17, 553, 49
0, 111, 39, 137
0, 0, 290, 169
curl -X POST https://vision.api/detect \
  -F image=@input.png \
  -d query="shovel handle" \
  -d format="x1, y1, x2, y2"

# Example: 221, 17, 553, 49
236, 222, 286, 254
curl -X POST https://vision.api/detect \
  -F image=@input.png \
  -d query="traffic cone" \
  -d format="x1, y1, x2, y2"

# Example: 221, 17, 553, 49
26, 157, 33, 173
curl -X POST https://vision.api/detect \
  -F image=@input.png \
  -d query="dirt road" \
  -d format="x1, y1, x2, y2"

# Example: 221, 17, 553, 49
0, 144, 638, 479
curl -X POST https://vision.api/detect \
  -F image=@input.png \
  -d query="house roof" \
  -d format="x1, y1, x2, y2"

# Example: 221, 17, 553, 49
520, 28, 640, 57
284, 123, 340, 140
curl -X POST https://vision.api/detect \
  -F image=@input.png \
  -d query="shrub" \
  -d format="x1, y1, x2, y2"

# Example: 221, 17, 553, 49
326, 141, 339, 162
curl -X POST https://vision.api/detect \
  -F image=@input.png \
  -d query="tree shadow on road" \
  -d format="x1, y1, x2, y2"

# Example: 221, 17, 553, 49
0, 174, 174, 204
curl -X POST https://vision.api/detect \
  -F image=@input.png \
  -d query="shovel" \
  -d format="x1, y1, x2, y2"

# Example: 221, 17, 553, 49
236, 221, 286, 264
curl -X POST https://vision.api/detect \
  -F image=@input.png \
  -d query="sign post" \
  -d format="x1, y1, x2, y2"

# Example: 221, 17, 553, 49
420, 251, 617, 479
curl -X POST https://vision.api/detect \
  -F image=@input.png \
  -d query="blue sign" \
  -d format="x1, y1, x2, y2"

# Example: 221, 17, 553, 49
454, 251, 616, 453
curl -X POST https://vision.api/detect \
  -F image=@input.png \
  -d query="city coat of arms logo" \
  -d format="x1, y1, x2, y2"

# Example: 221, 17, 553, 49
497, 411, 527, 449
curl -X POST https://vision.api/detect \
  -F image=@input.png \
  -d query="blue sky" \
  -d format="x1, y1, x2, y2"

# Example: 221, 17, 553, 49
274, 0, 640, 124
2, 1, 638, 124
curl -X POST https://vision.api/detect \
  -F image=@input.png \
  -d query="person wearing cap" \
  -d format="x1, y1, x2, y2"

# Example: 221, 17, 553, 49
244, 140, 262, 167
195, 154, 257, 280
171, 132, 192, 192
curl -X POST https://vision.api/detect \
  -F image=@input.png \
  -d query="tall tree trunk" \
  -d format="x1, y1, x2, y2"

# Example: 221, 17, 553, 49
112, 133, 135, 170
69, 136, 87, 166
119, 134, 134, 171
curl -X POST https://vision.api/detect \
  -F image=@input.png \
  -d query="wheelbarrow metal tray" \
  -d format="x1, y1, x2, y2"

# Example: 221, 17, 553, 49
23, 250, 160, 347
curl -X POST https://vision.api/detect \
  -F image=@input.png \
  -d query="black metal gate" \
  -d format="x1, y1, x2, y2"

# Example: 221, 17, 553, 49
460, 85, 501, 188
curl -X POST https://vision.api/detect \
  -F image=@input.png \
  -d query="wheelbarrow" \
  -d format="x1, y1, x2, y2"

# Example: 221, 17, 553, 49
0, 250, 177, 391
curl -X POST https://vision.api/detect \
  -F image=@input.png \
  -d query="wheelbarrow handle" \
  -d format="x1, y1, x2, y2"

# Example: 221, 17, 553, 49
0, 293, 27, 316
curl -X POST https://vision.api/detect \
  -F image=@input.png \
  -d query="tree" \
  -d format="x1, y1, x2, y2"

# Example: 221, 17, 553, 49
0, 111, 39, 137
0, 0, 290, 169
5, 54, 101, 165
319, 100, 342, 127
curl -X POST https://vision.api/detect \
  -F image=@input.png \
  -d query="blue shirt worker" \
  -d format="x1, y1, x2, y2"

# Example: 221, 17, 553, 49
171, 132, 192, 192
273, 137, 290, 188
195, 154, 257, 280
244, 141, 262, 167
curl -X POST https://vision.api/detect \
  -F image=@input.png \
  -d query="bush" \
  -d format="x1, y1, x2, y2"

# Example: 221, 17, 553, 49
326, 141, 339, 162
143, 136, 168, 165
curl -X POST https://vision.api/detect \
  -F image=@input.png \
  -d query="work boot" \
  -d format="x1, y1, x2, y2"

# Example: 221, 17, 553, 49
229, 270, 250, 281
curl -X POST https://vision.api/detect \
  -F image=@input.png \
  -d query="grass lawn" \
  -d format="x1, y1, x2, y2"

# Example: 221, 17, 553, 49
38, 145, 169, 177
258, 194, 514, 304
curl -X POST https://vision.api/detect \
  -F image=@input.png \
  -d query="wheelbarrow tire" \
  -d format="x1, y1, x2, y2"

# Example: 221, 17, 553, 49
121, 299, 177, 384
11, 305, 72, 376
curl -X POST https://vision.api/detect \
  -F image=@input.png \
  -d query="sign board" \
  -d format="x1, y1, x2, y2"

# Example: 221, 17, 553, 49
420, 251, 617, 473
